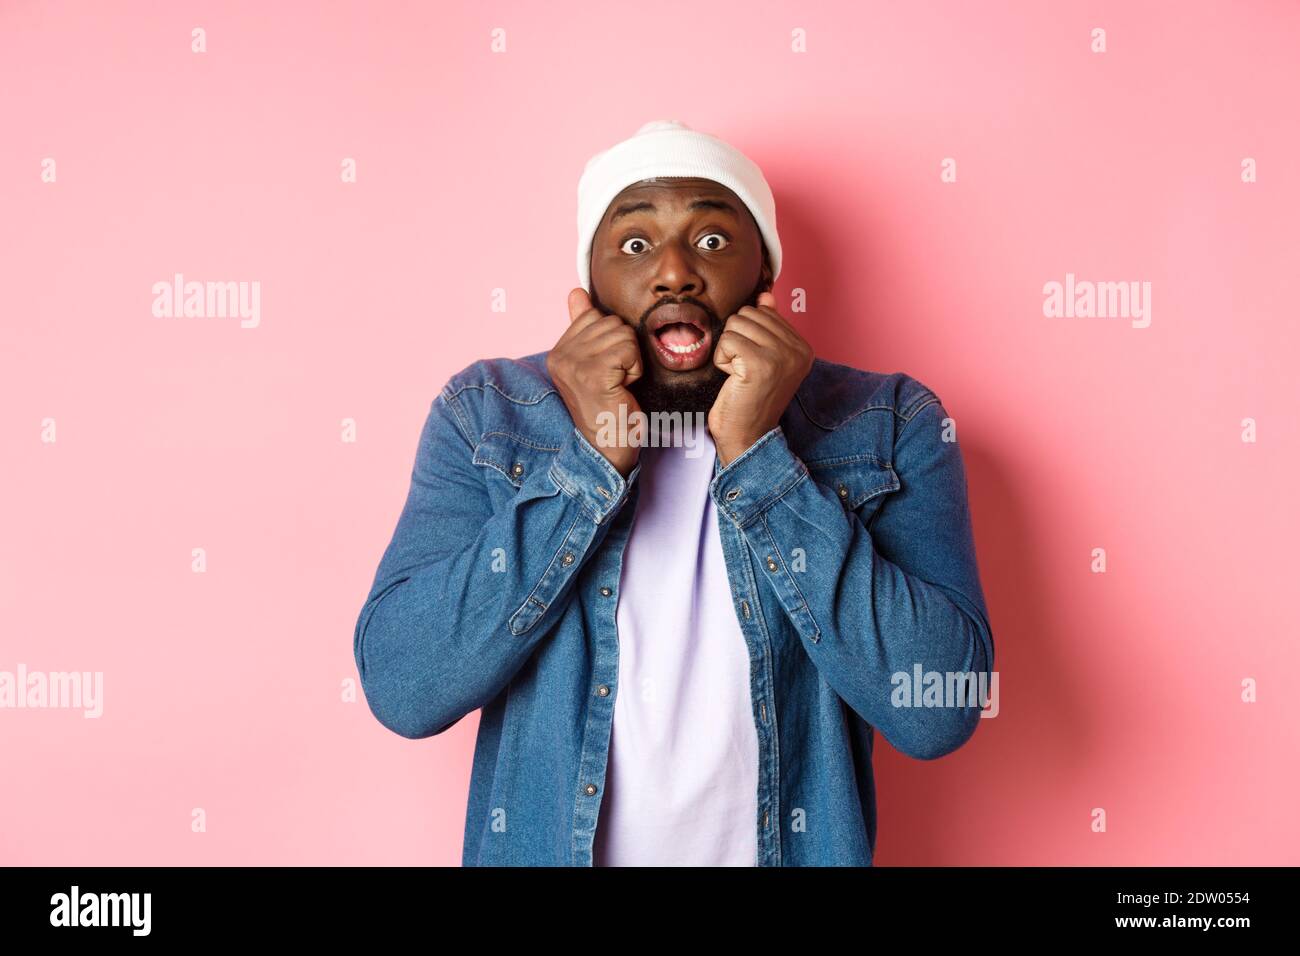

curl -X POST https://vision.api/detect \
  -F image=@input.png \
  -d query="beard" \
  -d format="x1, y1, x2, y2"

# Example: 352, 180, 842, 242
618, 272, 768, 417
627, 363, 728, 417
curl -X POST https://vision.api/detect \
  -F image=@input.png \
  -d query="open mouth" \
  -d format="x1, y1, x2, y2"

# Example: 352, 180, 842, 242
648, 305, 713, 371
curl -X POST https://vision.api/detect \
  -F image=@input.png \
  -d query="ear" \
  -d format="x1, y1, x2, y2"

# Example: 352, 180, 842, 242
759, 243, 774, 293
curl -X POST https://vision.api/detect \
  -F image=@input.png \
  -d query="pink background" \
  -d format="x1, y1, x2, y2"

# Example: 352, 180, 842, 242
2, 0, 1297, 865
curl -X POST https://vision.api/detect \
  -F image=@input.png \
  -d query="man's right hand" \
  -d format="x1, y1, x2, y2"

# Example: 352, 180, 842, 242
546, 288, 643, 478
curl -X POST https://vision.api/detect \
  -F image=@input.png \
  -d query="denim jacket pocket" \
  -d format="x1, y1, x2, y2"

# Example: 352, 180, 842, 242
805, 454, 900, 526
472, 430, 562, 492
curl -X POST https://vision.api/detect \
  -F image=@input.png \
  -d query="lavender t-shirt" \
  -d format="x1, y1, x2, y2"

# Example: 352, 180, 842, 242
592, 426, 760, 866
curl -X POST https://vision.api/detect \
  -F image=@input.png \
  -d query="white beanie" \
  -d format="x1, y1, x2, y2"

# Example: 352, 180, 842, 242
576, 119, 782, 294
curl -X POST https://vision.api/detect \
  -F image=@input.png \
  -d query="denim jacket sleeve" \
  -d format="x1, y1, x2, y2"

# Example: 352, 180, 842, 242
353, 387, 640, 739
708, 395, 994, 760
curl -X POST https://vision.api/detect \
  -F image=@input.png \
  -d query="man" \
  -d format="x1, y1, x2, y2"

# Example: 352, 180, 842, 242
353, 120, 994, 866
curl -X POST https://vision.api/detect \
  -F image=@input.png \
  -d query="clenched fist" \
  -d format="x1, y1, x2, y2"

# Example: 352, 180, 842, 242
709, 290, 815, 467
547, 288, 643, 478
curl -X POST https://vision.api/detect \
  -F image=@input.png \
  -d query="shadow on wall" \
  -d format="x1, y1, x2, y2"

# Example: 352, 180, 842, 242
751, 141, 1094, 864
872, 438, 1092, 865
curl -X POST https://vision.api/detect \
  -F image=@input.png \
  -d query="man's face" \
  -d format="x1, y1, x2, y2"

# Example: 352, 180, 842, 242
588, 176, 772, 416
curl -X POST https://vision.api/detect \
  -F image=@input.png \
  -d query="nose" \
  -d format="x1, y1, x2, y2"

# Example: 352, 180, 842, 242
651, 239, 703, 299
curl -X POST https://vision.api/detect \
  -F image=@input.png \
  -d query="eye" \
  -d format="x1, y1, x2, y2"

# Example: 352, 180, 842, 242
697, 232, 730, 251
620, 236, 651, 255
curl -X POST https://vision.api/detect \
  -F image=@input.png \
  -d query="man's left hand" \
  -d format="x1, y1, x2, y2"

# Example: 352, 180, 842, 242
708, 290, 815, 467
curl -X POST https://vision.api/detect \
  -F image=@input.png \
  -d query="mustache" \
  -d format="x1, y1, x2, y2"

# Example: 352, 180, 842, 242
638, 297, 723, 335
589, 280, 765, 332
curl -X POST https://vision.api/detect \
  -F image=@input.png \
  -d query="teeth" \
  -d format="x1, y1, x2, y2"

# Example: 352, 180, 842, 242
664, 336, 705, 355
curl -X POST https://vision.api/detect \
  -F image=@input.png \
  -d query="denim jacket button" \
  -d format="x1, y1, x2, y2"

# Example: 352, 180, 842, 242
584, 784, 598, 796
599, 586, 612, 597
766, 556, 778, 572
837, 483, 848, 498
511, 462, 524, 476
597, 685, 610, 697
562, 552, 575, 566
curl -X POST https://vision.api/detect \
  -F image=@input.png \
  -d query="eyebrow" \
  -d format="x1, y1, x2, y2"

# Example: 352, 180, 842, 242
608, 197, 741, 224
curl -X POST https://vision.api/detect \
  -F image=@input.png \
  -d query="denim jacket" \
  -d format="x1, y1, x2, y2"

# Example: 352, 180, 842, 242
353, 349, 995, 866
